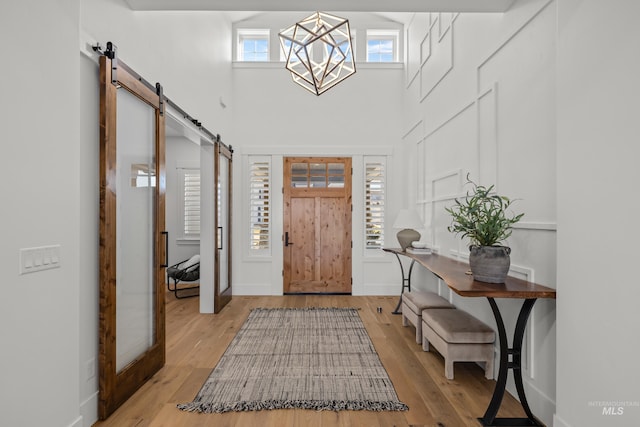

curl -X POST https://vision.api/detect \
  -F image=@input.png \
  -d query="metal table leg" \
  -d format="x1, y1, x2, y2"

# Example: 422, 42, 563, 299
391, 252, 415, 315
479, 298, 544, 427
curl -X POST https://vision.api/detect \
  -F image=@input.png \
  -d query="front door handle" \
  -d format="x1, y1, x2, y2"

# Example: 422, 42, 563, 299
285, 232, 294, 247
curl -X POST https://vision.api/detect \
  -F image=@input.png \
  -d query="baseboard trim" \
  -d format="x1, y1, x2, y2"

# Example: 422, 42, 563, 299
233, 284, 400, 296
79, 391, 98, 427
67, 416, 83, 427
359, 284, 401, 296
232, 284, 274, 296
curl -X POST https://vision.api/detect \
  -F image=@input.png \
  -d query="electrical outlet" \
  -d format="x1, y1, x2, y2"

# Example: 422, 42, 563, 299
20, 245, 61, 274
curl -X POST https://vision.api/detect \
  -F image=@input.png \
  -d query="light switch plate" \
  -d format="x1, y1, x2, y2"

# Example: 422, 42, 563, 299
20, 245, 61, 274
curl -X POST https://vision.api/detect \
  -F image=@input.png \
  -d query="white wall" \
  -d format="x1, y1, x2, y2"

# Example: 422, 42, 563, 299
556, 1, 640, 426
402, 1, 557, 424
231, 13, 407, 296
78, 1, 232, 424
166, 137, 201, 268
81, 0, 233, 138
0, 1, 82, 427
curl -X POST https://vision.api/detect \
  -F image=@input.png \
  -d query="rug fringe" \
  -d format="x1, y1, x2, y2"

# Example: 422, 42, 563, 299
251, 307, 361, 312
177, 399, 408, 413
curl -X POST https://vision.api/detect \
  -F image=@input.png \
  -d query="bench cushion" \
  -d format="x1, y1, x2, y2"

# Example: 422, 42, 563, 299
403, 291, 454, 315
422, 308, 495, 344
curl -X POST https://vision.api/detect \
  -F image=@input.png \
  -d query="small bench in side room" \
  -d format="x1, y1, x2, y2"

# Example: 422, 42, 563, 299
421, 308, 495, 380
401, 290, 454, 343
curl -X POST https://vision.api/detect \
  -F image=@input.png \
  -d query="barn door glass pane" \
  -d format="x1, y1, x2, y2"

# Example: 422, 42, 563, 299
218, 153, 230, 293
115, 88, 156, 372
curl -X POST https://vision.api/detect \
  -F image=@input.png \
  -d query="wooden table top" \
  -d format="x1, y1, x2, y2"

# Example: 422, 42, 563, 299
383, 248, 557, 299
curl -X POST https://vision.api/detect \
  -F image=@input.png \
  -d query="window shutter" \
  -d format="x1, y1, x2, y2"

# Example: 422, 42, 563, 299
183, 170, 201, 236
249, 158, 270, 251
365, 159, 385, 249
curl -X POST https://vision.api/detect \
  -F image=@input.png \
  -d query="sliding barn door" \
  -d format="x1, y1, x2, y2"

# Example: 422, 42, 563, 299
214, 142, 232, 313
283, 157, 352, 294
98, 54, 167, 419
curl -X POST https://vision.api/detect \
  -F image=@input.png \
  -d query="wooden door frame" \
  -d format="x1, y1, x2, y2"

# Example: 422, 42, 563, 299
98, 54, 166, 419
283, 156, 352, 294
214, 142, 233, 313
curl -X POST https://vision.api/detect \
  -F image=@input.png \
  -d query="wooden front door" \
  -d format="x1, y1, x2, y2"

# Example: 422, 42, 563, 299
284, 157, 352, 294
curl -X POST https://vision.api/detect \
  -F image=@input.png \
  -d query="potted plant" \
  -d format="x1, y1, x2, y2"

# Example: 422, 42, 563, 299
445, 175, 524, 283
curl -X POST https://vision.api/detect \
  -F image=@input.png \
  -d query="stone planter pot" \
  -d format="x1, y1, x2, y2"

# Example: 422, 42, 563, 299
469, 245, 511, 284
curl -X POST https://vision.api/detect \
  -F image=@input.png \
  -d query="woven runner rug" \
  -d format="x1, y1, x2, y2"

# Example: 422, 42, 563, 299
178, 307, 408, 413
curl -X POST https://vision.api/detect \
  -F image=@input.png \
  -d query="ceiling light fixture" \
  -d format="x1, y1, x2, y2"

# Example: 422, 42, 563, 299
279, 12, 356, 96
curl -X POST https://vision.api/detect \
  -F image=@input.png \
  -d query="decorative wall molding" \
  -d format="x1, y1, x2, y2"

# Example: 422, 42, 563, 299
437, 12, 459, 42
423, 100, 475, 141
402, 119, 423, 141
406, 13, 427, 88
426, 169, 463, 203
406, 5, 557, 423
476, 0, 555, 93
476, 82, 499, 189
420, 14, 454, 102
513, 222, 557, 231
420, 31, 431, 66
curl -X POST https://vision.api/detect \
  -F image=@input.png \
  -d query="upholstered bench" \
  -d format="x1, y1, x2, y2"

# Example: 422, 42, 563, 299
421, 308, 495, 380
401, 290, 454, 343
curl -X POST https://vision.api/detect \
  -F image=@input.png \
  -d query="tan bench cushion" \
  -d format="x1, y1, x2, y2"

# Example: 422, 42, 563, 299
403, 290, 454, 315
422, 308, 495, 344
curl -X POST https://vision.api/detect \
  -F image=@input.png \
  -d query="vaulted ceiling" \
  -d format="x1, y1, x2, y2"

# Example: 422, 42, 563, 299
125, 0, 516, 13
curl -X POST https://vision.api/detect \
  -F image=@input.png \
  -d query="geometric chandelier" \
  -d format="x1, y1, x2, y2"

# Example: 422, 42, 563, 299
278, 12, 356, 96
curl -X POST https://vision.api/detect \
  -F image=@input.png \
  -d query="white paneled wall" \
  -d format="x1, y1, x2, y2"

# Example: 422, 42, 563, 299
403, 1, 557, 425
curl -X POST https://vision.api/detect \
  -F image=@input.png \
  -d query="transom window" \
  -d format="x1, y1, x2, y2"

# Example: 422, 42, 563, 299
291, 162, 346, 188
237, 29, 270, 61
366, 30, 399, 63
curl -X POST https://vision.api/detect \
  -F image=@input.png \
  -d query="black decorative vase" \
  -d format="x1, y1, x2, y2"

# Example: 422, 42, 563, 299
468, 245, 511, 283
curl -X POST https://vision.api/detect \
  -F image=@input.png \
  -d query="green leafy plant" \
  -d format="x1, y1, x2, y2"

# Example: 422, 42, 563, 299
445, 175, 524, 247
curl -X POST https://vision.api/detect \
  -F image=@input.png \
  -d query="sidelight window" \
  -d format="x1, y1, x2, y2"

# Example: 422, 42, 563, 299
249, 157, 271, 251
364, 157, 386, 249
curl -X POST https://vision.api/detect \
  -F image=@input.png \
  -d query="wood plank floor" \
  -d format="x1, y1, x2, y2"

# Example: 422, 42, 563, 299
94, 294, 526, 427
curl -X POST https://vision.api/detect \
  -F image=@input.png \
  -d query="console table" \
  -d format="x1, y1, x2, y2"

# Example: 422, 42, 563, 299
383, 248, 556, 427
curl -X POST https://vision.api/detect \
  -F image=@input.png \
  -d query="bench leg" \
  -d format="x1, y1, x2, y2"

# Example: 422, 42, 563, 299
445, 360, 455, 380
485, 354, 494, 380
422, 336, 430, 352
415, 321, 422, 344
402, 314, 409, 327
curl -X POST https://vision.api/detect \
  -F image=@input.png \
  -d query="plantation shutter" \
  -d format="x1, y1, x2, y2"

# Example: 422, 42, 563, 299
365, 158, 385, 249
249, 158, 271, 251
183, 170, 201, 236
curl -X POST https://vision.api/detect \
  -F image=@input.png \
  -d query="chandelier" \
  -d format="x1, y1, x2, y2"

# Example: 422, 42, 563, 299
279, 12, 356, 96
